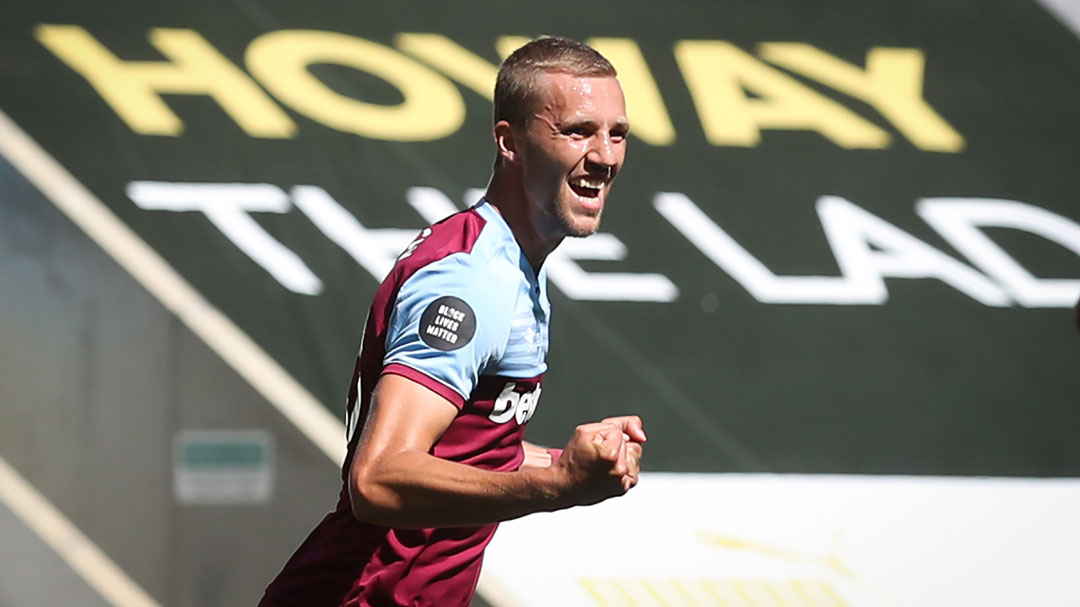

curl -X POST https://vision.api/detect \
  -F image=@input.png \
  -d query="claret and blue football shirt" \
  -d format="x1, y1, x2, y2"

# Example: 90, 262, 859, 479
261, 200, 553, 607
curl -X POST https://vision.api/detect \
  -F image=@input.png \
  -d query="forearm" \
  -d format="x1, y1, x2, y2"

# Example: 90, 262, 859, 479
348, 376, 642, 528
350, 449, 569, 528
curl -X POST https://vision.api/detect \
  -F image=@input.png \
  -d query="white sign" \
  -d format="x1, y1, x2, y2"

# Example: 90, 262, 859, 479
481, 473, 1080, 607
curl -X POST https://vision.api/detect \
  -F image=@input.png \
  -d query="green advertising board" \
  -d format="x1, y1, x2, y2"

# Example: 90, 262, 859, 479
2, 0, 1078, 476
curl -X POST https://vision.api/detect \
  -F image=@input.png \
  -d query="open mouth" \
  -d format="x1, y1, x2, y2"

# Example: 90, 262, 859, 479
568, 176, 606, 199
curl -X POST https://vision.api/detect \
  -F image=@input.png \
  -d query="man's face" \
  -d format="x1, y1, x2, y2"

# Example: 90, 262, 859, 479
516, 72, 629, 238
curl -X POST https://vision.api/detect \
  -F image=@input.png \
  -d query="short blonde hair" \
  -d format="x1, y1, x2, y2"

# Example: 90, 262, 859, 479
494, 37, 616, 126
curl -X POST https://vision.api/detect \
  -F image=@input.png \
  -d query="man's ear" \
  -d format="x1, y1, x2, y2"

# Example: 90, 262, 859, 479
493, 120, 520, 165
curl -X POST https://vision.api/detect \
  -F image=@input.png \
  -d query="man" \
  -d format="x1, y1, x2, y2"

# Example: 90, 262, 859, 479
259, 37, 645, 607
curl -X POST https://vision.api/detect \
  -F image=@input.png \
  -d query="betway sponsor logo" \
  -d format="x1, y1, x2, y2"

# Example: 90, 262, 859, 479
126, 181, 1080, 307
489, 383, 542, 425
38, 25, 962, 151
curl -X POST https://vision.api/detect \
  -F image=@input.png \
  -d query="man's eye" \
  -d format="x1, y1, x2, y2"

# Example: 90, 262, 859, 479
563, 126, 590, 137
611, 130, 628, 142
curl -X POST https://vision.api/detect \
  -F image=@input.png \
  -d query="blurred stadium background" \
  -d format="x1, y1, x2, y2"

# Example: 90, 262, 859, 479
2, 1, 1079, 606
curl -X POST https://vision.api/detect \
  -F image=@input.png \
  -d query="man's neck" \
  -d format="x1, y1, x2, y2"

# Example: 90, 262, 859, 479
485, 172, 563, 273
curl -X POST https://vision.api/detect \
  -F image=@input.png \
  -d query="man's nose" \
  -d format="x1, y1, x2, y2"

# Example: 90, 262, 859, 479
586, 136, 619, 172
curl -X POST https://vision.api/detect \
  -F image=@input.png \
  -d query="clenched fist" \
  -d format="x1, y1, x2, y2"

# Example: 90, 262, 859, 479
552, 415, 646, 506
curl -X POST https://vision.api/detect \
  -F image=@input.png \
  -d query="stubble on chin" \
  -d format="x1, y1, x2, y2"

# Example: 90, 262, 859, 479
555, 205, 602, 238
531, 187, 604, 240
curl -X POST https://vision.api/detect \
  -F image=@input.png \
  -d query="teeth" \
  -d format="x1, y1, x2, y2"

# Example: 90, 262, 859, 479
571, 177, 605, 190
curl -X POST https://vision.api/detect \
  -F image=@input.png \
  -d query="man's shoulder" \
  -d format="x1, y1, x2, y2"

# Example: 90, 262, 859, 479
398, 207, 489, 270
392, 205, 521, 289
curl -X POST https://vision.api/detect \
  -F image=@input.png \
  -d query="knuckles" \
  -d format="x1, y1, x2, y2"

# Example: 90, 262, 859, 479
562, 417, 646, 504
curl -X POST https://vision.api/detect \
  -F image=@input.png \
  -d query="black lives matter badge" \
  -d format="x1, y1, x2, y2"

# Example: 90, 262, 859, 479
420, 296, 477, 351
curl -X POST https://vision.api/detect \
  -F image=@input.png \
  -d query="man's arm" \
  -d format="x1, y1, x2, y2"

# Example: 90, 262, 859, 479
349, 373, 643, 528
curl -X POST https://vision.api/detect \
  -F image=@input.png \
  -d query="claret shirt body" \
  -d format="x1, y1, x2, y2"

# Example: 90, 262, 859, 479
260, 200, 552, 607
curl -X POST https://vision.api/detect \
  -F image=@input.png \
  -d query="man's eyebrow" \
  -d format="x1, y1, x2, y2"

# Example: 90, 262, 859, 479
557, 118, 631, 131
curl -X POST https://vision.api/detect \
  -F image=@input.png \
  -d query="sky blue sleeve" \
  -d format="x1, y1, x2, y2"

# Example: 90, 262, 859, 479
383, 254, 514, 405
